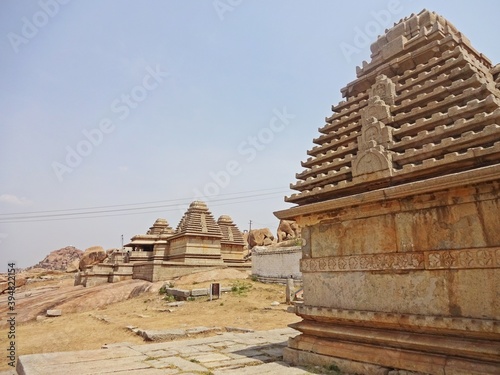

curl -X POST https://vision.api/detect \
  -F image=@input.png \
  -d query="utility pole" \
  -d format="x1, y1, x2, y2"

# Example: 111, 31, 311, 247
121, 234, 124, 250
249, 220, 252, 233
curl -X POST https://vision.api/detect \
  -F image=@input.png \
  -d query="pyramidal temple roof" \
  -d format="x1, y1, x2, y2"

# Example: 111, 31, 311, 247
217, 215, 245, 245
148, 218, 174, 235
174, 201, 222, 237
287, 9, 500, 205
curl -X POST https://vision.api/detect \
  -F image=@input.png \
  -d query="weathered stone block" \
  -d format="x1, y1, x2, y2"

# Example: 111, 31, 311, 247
191, 288, 208, 296
165, 288, 190, 298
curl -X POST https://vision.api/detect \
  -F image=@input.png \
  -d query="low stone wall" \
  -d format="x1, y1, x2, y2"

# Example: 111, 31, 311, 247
151, 263, 223, 281
251, 246, 302, 282
132, 263, 155, 282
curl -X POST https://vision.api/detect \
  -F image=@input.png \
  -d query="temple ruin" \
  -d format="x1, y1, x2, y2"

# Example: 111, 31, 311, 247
275, 9, 500, 375
78, 201, 249, 286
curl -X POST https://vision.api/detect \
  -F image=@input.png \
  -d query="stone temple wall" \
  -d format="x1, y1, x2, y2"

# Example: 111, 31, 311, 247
251, 246, 302, 282
275, 9, 500, 375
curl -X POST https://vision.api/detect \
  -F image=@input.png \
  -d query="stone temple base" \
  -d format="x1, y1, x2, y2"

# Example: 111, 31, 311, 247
284, 347, 392, 375
285, 321, 500, 375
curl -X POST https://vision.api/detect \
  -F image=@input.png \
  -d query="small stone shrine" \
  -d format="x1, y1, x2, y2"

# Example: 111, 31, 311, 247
275, 9, 500, 375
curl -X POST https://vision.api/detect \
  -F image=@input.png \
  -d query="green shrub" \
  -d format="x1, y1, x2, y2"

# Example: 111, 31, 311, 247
231, 281, 252, 296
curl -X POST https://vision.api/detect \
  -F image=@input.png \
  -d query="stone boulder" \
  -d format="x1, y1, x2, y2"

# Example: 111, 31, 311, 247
248, 228, 275, 248
26, 246, 84, 272
66, 258, 80, 273
79, 246, 107, 271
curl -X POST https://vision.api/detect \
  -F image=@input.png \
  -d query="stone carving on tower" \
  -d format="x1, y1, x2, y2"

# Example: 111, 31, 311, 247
352, 75, 395, 179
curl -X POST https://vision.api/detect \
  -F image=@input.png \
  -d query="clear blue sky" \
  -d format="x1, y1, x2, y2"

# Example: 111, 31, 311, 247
1, 0, 499, 270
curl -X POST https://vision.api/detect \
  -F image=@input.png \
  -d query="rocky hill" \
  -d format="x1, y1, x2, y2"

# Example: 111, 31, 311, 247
27, 246, 84, 271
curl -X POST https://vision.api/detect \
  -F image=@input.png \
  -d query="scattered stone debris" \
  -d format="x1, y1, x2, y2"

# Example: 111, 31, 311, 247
46, 309, 62, 317
225, 326, 254, 333
165, 288, 191, 300
129, 326, 252, 342
186, 326, 221, 335
155, 308, 175, 313
126, 326, 139, 334
270, 301, 280, 306
138, 328, 187, 341
162, 286, 237, 299
89, 314, 112, 323
166, 301, 185, 307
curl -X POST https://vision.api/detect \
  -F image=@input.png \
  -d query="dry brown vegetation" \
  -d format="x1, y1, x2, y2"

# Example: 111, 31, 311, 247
0, 275, 300, 371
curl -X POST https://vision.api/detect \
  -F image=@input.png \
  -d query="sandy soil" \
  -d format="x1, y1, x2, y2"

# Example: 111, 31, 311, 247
0, 271, 301, 371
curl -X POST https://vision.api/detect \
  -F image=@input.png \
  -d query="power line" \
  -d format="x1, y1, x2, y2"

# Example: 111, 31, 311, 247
0, 189, 289, 223
0, 187, 287, 216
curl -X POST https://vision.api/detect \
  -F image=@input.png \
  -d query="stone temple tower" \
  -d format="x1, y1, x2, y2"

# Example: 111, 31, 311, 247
275, 9, 500, 375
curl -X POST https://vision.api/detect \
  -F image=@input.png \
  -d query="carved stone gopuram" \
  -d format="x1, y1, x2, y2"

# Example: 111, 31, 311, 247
275, 10, 500, 375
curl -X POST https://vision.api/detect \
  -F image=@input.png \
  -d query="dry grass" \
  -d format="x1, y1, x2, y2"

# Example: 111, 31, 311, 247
0, 278, 300, 371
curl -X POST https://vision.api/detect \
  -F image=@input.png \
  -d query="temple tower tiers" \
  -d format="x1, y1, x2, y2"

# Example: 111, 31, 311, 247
167, 201, 225, 264
147, 218, 174, 235
218, 215, 247, 263
275, 9, 500, 375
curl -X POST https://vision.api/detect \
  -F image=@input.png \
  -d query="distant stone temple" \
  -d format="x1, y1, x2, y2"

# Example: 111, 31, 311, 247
275, 10, 500, 375
78, 201, 248, 286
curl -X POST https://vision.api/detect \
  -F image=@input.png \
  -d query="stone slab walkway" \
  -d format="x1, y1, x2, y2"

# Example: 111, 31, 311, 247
16, 328, 319, 375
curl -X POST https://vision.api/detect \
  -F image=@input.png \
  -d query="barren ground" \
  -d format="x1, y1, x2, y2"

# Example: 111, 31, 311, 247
0, 271, 301, 372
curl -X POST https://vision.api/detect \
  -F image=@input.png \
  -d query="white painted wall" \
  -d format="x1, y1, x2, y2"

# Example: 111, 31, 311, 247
251, 246, 302, 279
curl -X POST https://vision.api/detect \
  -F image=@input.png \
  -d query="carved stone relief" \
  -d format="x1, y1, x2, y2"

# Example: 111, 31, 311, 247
352, 75, 396, 178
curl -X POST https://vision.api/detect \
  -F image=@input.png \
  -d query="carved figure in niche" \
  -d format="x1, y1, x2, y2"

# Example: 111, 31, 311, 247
368, 74, 396, 105
353, 75, 396, 178
366, 126, 380, 142
352, 146, 393, 177
356, 153, 382, 174
362, 97, 391, 124
357, 117, 394, 151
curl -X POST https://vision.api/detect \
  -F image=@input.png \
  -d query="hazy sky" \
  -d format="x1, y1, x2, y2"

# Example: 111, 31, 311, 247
1, 1, 499, 270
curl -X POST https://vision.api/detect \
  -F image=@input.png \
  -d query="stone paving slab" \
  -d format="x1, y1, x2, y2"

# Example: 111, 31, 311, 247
17, 328, 319, 375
